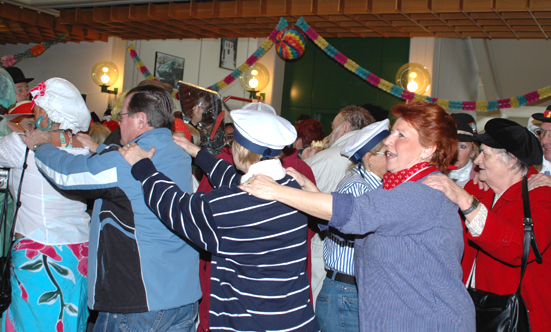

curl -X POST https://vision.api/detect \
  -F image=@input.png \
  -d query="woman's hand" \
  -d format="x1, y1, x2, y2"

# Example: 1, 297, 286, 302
528, 173, 551, 190
286, 167, 319, 192
300, 147, 318, 159
239, 174, 282, 201
21, 129, 52, 150
119, 143, 156, 166
423, 173, 472, 210
75, 133, 99, 153
173, 132, 200, 157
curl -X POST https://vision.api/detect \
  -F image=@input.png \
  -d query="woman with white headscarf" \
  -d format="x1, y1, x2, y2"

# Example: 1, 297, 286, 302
0, 78, 91, 332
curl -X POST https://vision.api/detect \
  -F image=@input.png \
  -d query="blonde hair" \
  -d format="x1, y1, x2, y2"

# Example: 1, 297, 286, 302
88, 123, 111, 145
232, 140, 283, 167
187, 124, 201, 146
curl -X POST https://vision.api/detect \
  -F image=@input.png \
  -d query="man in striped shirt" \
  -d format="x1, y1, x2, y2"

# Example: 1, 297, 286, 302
316, 120, 389, 332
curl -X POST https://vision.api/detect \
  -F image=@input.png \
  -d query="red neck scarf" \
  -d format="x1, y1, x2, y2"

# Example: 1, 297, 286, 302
383, 162, 436, 190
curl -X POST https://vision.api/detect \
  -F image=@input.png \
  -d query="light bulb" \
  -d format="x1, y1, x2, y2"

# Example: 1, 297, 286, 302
251, 69, 258, 76
102, 67, 109, 73
101, 74, 110, 84
409, 72, 417, 79
249, 77, 259, 89
407, 80, 418, 92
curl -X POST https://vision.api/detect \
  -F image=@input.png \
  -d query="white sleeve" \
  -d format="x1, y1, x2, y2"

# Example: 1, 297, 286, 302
465, 203, 488, 237
0, 132, 26, 168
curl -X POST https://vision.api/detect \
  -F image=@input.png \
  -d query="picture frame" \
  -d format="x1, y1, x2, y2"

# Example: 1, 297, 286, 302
219, 38, 238, 70
154, 52, 185, 88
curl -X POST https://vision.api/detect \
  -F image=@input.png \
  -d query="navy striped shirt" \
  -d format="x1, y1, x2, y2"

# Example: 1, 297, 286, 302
131, 150, 319, 332
324, 166, 382, 275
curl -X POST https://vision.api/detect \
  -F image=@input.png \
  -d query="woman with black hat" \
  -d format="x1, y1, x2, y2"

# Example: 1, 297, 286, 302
448, 113, 479, 187
424, 118, 551, 332
119, 108, 319, 332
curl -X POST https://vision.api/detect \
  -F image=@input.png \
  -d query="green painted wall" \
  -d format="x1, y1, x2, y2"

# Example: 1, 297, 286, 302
281, 37, 410, 133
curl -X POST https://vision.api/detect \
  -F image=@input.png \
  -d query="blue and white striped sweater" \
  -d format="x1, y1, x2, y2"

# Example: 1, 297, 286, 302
132, 150, 319, 332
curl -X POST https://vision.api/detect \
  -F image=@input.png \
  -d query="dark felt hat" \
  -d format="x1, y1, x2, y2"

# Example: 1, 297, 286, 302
451, 113, 477, 142
475, 118, 542, 165
5, 67, 33, 84
531, 105, 551, 123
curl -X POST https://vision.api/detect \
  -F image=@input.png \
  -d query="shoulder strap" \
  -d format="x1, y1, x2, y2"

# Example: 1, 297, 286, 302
518, 176, 542, 293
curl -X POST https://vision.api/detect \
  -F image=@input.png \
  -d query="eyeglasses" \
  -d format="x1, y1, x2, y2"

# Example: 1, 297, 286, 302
536, 128, 551, 140
118, 112, 129, 120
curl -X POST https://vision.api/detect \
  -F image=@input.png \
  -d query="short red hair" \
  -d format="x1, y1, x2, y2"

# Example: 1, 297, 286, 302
296, 119, 325, 147
391, 102, 458, 172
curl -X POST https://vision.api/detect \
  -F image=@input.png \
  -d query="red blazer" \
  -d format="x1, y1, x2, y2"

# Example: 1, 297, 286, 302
463, 167, 551, 332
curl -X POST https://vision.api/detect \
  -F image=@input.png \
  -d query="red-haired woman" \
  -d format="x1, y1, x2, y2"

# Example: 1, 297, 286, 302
242, 102, 475, 331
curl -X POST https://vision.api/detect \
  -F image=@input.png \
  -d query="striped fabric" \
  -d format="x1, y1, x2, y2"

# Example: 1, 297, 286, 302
132, 150, 319, 332
324, 166, 382, 275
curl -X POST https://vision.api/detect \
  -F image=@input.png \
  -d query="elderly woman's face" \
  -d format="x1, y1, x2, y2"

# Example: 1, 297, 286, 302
474, 144, 512, 189
384, 117, 426, 173
453, 141, 475, 169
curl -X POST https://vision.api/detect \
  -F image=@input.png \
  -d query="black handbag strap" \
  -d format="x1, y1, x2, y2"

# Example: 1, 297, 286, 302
1, 148, 30, 275
518, 175, 542, 293
0, 170, 10, 254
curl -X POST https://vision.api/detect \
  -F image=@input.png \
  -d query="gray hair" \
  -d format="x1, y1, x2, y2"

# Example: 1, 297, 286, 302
339, 105, 375, 131
126, 85, 174, 130
494, 148, 529, 177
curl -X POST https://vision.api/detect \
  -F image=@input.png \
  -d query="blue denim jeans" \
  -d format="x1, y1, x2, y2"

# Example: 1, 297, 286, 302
315, 277, 359, 332
93, 301, 198, 332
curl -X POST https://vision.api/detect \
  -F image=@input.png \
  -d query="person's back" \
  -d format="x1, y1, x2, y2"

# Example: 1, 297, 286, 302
29, 85, 201, 331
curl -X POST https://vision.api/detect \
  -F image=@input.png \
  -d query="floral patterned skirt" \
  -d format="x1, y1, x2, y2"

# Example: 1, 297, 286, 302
2, 238, 89, 332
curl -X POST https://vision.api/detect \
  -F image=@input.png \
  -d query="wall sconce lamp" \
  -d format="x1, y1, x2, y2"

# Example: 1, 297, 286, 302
239, 63, 269, 100
91, 61, 119, 97
395, 63, 431, 95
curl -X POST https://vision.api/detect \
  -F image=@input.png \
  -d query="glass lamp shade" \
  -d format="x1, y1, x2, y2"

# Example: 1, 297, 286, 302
91, 61, 119, 87
395, 63, 430, 94
239, 63, 269, 92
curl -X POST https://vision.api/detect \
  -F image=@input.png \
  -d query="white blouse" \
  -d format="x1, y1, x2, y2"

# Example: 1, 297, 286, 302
0, 132, 90, 245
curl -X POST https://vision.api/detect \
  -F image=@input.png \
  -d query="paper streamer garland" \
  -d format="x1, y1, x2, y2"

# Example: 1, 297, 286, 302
294, 17, 551, 112
208, 17, 288, 92
127, 45, 179, 100
1, 33, 68, 68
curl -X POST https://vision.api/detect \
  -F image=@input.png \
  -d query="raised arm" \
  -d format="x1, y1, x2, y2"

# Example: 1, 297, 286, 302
240, 173, 332, 220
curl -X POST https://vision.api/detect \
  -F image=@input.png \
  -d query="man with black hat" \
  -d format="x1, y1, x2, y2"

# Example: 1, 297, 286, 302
531, 106, 551, 174
5, 67, 33, 103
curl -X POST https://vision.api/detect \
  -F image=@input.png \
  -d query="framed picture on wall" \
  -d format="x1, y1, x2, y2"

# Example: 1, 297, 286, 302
154, 52, 185, 88
219, 38, 238, 70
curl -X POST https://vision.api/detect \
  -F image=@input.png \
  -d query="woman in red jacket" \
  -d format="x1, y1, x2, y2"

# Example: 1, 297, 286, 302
425, 118, 551, 332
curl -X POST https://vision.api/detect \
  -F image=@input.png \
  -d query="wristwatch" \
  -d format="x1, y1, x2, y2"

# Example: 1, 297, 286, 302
32, 143, 43, 152
461, 195, 480, 215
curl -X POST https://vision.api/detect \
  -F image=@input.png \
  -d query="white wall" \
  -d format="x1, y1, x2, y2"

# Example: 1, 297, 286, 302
123, 38, 285, 117
0, 37, 126, 118
0, 36, 285, 120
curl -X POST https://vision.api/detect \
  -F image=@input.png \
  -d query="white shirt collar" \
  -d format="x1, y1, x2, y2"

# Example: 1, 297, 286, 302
449, 159, 473, 183
240, 159, 286, 184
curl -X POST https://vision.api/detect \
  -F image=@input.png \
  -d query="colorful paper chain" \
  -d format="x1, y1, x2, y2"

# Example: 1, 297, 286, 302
294, 17, 551, 112
1, 33, 68, 68
127, 44, 180, 100
208, 18, 288, 91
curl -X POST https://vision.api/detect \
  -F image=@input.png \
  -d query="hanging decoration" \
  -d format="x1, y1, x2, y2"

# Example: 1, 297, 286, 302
1, 33, 68, 68
294, 17, 551, 112
275, 27, 307, 61
208, 17, 288, 92
127, 44, 179, 100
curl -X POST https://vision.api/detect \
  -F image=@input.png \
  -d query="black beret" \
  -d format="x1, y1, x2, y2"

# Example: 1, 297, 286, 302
451, 113, 477, 142
475, 118, 542, 165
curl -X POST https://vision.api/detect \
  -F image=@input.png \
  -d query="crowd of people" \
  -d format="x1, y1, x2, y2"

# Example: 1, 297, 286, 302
0, 68, 549, 332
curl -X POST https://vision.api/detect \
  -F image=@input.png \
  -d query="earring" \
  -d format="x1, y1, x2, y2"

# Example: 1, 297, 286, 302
369, 164, 373, 167
36, 116, 52, 131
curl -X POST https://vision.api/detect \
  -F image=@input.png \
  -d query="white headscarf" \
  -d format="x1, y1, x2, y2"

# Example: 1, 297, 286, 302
30, 77, 91, 133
